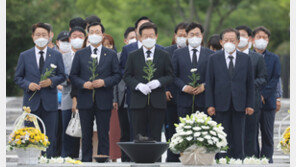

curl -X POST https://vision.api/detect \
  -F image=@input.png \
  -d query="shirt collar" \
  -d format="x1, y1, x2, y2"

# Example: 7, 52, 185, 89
188, 45, 201, 53
241, 48, 249, 54
143, 46, 155, 56
90, 44, 102, 55
225, 50, 237, 60
137, 41, 143, 49
35, 46, 47, 56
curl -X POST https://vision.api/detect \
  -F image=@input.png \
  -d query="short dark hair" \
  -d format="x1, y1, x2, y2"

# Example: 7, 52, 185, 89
220, 28, 240, 40
69, 26, 86, 37
124, 27, 136, 39
252, 26, 271, 38
186, 22, 204, 34
139, 22, 157, 35
235, 25, 252, 37
174, 22, 188, 33
135, 16, 152, 29
207, 34, 222, 50
69, 17, 86, 30
32, 22, 50, 34
87, 22, 105, 33
44, 23, 53, 32
85, 15, 101, 24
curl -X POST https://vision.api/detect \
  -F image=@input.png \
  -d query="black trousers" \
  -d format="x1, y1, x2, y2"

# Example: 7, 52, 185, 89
244, 108, 261, 157
118, 104, 131, 162
259, 109, 275, 163
215, 106, 246, 159
132, 106, 165, 141
79, 105, 111, 162
165, 101, 180, 162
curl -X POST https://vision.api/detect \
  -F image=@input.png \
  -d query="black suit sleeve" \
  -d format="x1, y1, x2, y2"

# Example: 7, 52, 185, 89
157, 53, 174, 87
254, 54, 267, 89
246, 57, 255, 109
205, 56, 215, 108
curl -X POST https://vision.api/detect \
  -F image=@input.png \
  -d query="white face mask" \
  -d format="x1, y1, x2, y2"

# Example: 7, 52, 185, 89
59, 41, 71, 53
176, 37, 187, 48
224, 42, 236, 54
88, 34, 102, 45
142, 38, 156, 48
237, 37, 249, 48
34, 38, 49, 48
254, 39, 268, 50
128, 38, 137, 44
71, 38, 84, 49
188, 37, 202, 48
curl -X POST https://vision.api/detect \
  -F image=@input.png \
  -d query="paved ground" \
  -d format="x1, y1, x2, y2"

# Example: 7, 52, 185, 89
6, 97, 290, 165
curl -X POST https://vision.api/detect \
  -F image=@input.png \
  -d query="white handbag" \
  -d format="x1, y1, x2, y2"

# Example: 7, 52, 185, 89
66, 111, 82, 137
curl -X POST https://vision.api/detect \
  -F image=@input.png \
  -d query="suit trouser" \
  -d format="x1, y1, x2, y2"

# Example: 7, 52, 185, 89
61, 109, 80, 158
244, 108, 261, 157
26, 102, 59, 158
118, 105, 131, 162
259, 109, 275, 163
215, 107, 246, 159
165, 101, 180, 162
177, 106, 205, 118
132, 106, 165, 141
79, 105, 111, 162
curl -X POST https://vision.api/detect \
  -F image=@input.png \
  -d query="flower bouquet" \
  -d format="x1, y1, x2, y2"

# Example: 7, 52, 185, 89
7, 106, 50, 164
169, 111, 228, 165
279, 126, 290, 154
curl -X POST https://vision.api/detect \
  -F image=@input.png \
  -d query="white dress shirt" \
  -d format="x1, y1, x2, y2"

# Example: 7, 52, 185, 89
143, 46, 155, 61
188, 45, 201, 63
70, 49, 75, 62
241, 48, 249, 54
90, 44, 102, 64
35, 46, 47, 68
225, 50, 237, 68
137, 40, 143, 49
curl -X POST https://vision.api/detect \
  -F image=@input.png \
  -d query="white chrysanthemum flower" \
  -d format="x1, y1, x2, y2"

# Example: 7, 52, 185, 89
194, 132, 201, 137
186, 130, 193, 135
197, 137, 204, 142
210, 130, 217, 136
202, 131, 208, 135
193, 127, 201, 131
229, 158, 242, 164
207, 139, 213, 145
186, 136, 193, 141
50, 64, 57, 69
204, 135, 211, 140
201, 125, 210, 130
190, 68, 197, 72
219, 158, 227, 164
184, 125, 191, 129
49, 158, 57, 163
91, 54, 97, 59
39, 156, 48, 164
260, 157, 269, 164
147, 57, 153, 61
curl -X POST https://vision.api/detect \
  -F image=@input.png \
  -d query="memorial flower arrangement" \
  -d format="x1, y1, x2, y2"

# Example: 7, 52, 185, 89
188, 68, 200, 113
279, 126, 290, 154
216, 156, 269, 165
169, 111, 228, 165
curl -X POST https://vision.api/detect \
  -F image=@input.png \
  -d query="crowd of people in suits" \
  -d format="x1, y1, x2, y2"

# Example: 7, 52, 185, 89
14, 15, 282, 163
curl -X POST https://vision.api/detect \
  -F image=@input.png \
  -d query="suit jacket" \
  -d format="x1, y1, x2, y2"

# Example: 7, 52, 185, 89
113, 52, 127, 107
123, 47, 174, 109
14, 47, 66, 112
164, 44, 179, 104
69, 46, 121, 110
259, 49, 281, 110
60, 52, 74, 110
248, 50, 267, 111
172, 46, 214, 108
205, 50, 254, 112
119, 41, 164, 105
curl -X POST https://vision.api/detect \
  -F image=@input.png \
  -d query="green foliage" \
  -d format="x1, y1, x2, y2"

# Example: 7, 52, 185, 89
6, 0, 290, 96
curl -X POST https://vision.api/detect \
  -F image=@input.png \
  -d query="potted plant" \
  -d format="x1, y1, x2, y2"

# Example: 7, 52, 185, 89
169, 111, 228, 165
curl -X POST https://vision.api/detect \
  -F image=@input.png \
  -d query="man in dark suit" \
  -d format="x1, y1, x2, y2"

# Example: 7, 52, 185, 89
123, 22, 174, 141
252, 26, 281, 163
14, 23, 66, 158
164, 22, 188, 162
206, 28, 255, 159
119, 16, 164, 141
236, 25, 267, 158
69, 22, 121, 162
173, 22, 215, 118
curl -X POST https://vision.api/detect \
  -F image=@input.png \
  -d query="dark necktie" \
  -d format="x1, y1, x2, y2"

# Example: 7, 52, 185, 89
192, 49, 198, 67
146, 50, 151, 59
39, 51, 44, 73
94, 48, 98, 54
228, 55, 234, 77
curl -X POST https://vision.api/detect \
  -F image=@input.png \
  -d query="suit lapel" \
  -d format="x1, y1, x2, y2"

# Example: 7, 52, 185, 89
232, 52, 242, 78
153, 48, 160, 65
197, 47, 205, 69
183, 47, 192, 68
31, 48, 40, 75
97, 46, 106, 71
219, 51, 230, 79
138, 47, 146, 67
43, 47, 52, 73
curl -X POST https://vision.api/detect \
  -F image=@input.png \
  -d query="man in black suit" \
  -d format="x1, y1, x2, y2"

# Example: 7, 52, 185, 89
123, 22, 174, 141
69, 22, 121, 162
206, 28, 255, 159
236, 25, 267, 158
173, 22, 214, 118
164, 22, 188, 162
